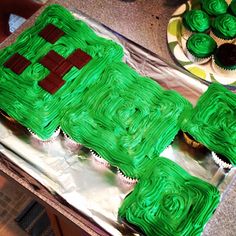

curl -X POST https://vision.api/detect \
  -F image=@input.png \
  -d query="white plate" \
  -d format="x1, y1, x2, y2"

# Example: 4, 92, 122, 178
167, 0, 236, 90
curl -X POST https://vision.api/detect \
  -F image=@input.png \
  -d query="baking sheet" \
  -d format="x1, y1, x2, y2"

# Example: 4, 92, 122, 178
0, 5, 236, 236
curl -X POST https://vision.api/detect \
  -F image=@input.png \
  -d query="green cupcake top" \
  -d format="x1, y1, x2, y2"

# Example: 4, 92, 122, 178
201, 0, 228, 16
212, 13, 236, 39
228, 1, 236, 16
183, 10, 211, 33
187, 33, 217, 58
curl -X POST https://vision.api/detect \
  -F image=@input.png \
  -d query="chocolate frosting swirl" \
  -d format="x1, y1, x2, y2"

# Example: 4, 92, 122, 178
119, 157, 220, 236
214, 43, 236, 68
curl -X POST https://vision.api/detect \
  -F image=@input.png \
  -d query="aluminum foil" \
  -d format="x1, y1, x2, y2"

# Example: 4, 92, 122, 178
0, 7, 235, 236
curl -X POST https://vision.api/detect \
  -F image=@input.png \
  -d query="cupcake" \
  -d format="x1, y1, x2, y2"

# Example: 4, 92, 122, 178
228, 0, 236, 16
211, 13, 236, 45
182, 10, 211, 39
183, 132, 204, 149
90, 150, 110, 169
212, 151, 232, 169
63, 132, 82, 151
0, 110, 16, 123
186, 33, 217, 64
117, 168, 138, 187
212, 43, 236, 75
28, 127, 61, 142
201, 0, 228, 16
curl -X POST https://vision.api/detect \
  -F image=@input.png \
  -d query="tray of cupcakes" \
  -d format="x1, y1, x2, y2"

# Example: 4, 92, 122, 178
167, 0, 236, 89
0, 2, 236, 236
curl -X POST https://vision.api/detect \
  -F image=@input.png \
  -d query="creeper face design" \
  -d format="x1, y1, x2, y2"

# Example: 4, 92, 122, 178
0, 4, 123, 139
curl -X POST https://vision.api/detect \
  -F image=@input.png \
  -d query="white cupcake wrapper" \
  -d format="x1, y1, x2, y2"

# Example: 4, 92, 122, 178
186, 49, 211, 64
212, 55, 236, 76
28, 127, 61, 143
212, 152, 232, 169
63, 131, 82, 151
90, 150, 110, 167
117, 168, 138, 186
210, 31, 234, 47
181, 24, 193, 40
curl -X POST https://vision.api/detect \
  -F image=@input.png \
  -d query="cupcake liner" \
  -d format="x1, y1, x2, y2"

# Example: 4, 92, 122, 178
212, 151, 232, 169
63, 132, 82, 151
0, 110, 16, 123
210, 31, 234, 46
212, 56, 236, 76
183, 132, 204, 149
186, 48, 211, 65
28, 127, 61, 143
117, 168, 138, 186
90, 150, 110, 168
181, 23, 193, 40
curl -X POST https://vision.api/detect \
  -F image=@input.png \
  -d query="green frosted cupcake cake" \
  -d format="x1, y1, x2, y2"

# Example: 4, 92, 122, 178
213, 43, 236, 75
182, 9, 211, 39
181, 83, 236, 169
186, 33, 217, 64
211, 13, 236, 45
201, 0, 228, 16
119, 157, 220, 236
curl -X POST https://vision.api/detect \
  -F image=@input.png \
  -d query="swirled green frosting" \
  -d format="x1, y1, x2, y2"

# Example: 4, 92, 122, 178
0, 4, 123, 140
228, 1, 236, 16
183, 10, 211, 33
61, 62, 192, 178
187, 33, 217, 58
182, 83, 236, 165
212, 13, 236, 39
119, 157, 220, 236
201, 0, 228, 16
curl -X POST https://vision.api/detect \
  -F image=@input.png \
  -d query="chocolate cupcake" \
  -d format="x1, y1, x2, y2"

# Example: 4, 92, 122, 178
228, 0, 236, 16
213, 43, 236, 75
186, 33, 217, 64
211, 13, 236, 45
201, 0, 228, 16
182, 10, 211, 39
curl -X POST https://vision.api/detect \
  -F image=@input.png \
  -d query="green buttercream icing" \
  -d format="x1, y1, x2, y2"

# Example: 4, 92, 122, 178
182, 83, 236, 165
0, 4, 123, 140
201, 0, 228, 16
212, 13, 236, 39
187, 33, 217, 58
119, 157, 220, 236
183, 10, 211, 33
61, 62, 192, 178
229, 1, 236, 16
